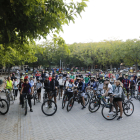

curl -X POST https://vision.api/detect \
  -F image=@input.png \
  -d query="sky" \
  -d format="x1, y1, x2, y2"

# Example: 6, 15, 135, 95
36, 0, 140, 44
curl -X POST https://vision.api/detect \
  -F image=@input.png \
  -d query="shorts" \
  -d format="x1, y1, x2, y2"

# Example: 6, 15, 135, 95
59, 86, 63, 89
81, 92, 85, 97
37, 88, 41, 93
125, 88, 129, 93
66, 92, 73, 100
108, 93, 113, 96
51, 91, 57, 97
113, 98, 122, 102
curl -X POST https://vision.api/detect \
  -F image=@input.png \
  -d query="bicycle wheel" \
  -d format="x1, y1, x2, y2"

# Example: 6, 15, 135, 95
88, 99, 100, 113
67, 97, 74, 112
62, 95, 68, 109
0, 99, 9, 115
101, 104, 117, 120
123, 101, 134, 116
81, 93, 90, 107
41, 100, 57, 116
24, 100, 27, 116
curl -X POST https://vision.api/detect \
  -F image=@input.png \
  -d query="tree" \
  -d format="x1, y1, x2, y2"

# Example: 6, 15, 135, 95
0, 0, 88, 46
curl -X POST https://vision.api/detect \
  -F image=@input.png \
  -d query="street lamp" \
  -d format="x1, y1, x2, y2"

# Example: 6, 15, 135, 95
62, 62, 64, 72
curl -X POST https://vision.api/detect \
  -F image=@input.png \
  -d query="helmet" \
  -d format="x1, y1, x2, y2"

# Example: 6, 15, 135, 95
86, 74, 88, 76
125, 73, 128, 76
77, 77, 81, 80
91, 75, 95, 78
30, 76, 33, 78
105, 78, 110, 81
99, 74, 103, 78
26, 73, 28, 75
70, 79, 74, 83
59, 75, 63, 77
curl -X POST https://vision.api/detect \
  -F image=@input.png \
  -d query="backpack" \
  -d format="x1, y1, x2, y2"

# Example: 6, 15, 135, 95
118, 86, 125, 101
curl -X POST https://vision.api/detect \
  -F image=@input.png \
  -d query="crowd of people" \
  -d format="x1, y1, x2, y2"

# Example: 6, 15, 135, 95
2, 70, 140, 120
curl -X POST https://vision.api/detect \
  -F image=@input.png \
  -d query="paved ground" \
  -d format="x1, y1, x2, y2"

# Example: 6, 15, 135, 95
0, 87, 140, 140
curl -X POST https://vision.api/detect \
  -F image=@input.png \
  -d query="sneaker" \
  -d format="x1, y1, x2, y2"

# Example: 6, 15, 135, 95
82, 106, 86, 109
45, 104, 48, 108
117, 116, 123, 121
30, 109, 33, 112
108, 112, 114, 115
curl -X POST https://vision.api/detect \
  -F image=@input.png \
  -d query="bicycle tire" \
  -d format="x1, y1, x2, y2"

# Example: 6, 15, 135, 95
62, 95, 67, 109
24, 100, 27, 116
101, 104, 117, 120
41, 100, 57, 116
123, 101, 134, 116
0, 99, 9, 115
88, 99, 100, 113
67, 97, 74, 112
81, 93, 90, 107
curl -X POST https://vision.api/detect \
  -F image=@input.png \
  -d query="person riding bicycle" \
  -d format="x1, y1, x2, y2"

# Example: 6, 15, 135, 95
113, 80, 124, 120
86, 75, 97, 93
4, 76, 14, 102
50, 74, 59, 104
70, 72, 75, 80
77, 77, 86, 109
20, 79, 33, 112
97, 74, 104, 94
102, 77, 113, 114
122, 74, 130, 99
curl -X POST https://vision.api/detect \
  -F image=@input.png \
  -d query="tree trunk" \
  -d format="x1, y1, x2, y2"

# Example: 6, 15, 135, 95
110, 64, 112, 71
135, 62, 138, 74
91, 64, 93, 72
8, 64, 10, 76
93, 65, 95, 73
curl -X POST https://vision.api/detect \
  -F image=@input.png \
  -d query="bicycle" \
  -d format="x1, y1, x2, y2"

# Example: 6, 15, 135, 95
5, 87, 14, 107
67, 90, 90, 112
0, 91, 9, 115
41, 91, 57, 116
22, 93, 33, 116
88, 91, 109, 113
62, 87, 77, 109
102, 98, 134, 120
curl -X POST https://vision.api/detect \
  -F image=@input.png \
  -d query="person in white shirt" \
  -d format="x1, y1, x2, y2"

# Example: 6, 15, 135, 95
58, 75, 64, 98
102, 77, 114, 114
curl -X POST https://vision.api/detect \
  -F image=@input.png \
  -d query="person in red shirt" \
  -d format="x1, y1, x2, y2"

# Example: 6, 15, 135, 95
24, 73, 28, 80
49, 74, 52, 81
35, 71, 41, 80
